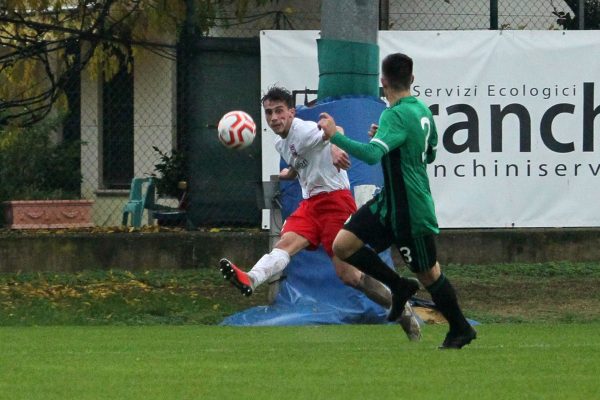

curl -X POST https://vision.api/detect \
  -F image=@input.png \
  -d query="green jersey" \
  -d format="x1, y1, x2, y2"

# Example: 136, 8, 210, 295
330, 96, 439, 238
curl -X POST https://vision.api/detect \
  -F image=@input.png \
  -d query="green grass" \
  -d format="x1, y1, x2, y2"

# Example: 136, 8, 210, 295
1, 324, 599, 400
442, 262, 600, 324
0, 269, 270, 326
1, 263, 600, 398
2, 262, 600, 326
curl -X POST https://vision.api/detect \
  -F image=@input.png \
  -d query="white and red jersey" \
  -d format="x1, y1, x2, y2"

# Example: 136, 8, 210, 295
275, 118, 350, 199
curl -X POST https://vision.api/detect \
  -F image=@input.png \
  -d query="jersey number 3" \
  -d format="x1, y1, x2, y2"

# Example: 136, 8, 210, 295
399, 246, 413, 264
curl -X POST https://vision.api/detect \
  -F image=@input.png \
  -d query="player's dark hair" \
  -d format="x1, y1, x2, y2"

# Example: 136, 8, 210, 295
381, 53, 413, 91
261, 86, 294, 108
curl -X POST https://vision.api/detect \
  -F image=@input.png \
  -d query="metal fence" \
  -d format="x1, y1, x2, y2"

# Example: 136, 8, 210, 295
0, 0, 592, 229
385, 0, 578, 31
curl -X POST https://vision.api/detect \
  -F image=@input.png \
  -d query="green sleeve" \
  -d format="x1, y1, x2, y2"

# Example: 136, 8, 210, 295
330, 132, 386, 165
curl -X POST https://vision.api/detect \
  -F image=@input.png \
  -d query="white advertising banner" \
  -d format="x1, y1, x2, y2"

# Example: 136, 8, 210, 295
260, 30, 600, 228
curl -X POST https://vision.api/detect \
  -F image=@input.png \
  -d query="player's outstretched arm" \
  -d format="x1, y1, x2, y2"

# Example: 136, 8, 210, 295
318, 112, 385, 165
318, 112, 339, 139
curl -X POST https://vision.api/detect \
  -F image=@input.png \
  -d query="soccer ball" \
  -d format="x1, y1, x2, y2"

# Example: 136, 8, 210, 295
217, 110, 256, 149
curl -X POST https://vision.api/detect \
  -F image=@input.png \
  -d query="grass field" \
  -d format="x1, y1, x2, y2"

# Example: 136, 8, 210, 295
1, 324, 599, 399
1, 262, 600, 399
2, 262, 600, 325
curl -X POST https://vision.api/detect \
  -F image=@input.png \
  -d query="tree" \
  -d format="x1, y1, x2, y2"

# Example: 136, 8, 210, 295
553, 0, 600, 29
0, 0, 271, 127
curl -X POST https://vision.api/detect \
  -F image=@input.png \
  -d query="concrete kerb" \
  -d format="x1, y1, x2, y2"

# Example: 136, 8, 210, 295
0, 230, 268, 273
1, 228, 600, 273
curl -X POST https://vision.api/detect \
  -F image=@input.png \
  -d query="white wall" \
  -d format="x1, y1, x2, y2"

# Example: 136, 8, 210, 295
80, 47, 177, 226
133, 48, 178, 178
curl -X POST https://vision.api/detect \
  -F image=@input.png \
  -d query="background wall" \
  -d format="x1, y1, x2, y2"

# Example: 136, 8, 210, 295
2, 228, 599, 273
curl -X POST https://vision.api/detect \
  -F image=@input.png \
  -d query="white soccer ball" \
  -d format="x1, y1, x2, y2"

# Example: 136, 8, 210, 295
217, 110, 256, 149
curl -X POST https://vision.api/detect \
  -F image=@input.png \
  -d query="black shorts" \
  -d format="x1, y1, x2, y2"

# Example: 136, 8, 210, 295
343, 199, 438, 273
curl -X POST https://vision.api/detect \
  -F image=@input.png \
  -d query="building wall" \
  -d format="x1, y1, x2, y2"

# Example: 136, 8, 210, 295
133, 49, 177, 178
80, 47, 177, 226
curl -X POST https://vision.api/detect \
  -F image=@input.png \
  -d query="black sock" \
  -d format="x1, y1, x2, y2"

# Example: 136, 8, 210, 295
426, 274, 471, 334
344, 246, 402, 291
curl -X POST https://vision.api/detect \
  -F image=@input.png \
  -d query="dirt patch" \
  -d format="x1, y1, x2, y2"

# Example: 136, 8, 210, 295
452, 277, 600, 322
414, 306, 447, 324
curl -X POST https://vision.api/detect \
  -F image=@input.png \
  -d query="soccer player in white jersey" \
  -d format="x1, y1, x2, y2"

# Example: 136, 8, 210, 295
219, 86, 421, 340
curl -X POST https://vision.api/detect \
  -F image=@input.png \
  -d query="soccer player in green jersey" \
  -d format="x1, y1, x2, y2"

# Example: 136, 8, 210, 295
318, 53, 476, 349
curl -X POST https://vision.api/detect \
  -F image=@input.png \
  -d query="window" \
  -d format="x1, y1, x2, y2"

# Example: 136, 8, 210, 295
63, 39, 81, 144
102, 50, 134, 189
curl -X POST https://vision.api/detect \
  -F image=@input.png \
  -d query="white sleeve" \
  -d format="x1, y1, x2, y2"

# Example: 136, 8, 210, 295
295, 121, 326, 154
274, 137, 283, 154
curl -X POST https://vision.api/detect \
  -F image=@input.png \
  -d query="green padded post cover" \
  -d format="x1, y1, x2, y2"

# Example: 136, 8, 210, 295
317, 38, 380, 99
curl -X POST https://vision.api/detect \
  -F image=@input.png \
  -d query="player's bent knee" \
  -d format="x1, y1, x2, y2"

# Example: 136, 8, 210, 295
332, 230, 361, 260
275, 232, 310, 257
332, 239, 351, 260
415, 262, 441, 287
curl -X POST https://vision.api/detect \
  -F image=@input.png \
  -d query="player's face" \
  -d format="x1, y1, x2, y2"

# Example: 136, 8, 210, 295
263, 99, 295, 137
